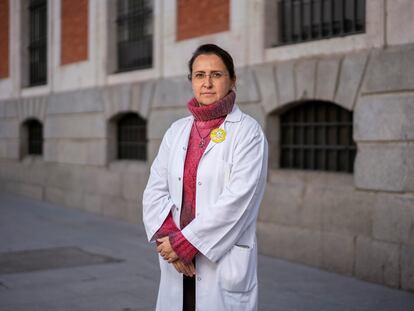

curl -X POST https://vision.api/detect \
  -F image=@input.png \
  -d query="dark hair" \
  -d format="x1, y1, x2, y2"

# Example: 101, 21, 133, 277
187, 44, 235, 81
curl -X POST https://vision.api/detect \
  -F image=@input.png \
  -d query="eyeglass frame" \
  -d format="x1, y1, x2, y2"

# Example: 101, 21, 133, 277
187, 71, 229, 82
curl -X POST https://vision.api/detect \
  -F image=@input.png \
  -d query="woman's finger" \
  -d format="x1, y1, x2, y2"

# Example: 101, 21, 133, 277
183, 263, 192, 277
172, 261, 181, 273
173, 261, 184, 274
188, 263, 196, 275
157, 237, 168, 243
157, 244, 164, 253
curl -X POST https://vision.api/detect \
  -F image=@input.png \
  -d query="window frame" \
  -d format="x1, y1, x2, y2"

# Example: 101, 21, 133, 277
274, 0, 366, 46
24, 119, 43, 156
278, 101, 356, 173
115, 0, 154, 73
116, 112, 147, 161
28, 0, 48, 86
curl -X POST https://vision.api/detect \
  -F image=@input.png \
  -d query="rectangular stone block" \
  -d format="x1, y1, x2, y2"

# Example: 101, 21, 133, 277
119, 164, 148, 202
373, 193, 414, 246
0, 99, 18, 118
131, 80, 155, 119
83, 193, 103, 215
96, 170, 122, 197
5, 100, 18, 118
0, 102, 6, 118
275, 61, 295, 105
321, 232, 355, 276
0, 140, 7, 158
238, 103, 265, 127
234, 67, 261, 104
18, 158, 49, 185
253, 64, 279, 113
48, 88, 103, 115
20, 95, 47, 119
147, 108, 189, 140
45, 139, 106, 166
257, 222, 323, 268
258, 180, 311, 227
0, 158, 19, 181
152, 77, 193, 108
0, 119, 18, 138
315, 57, 341, 102
126, 201, 141, 224
79, 167, 102, 194
335, 52, 368, 111
102, 84, 133, 119
45, 114, 106, 139
401, 245, 414, 291
6, 140, 19, 160
62, 189, 84, 210
355, 236, 400, 288
386, 0, 414, 46
264, 170, 372, 235
44, 163, 95, 194
362, 46, 414, 94
295, 59, 316, 100
320, 189, 374, 237
147, 139, 161, 165
355, 143, 414, 192
354, 94, 414, 141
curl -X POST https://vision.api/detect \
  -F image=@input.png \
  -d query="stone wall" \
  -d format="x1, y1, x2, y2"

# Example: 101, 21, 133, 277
0, 45, 413, 291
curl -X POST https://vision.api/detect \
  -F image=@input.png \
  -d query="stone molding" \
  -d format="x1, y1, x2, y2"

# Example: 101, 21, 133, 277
17, 95, 48, 123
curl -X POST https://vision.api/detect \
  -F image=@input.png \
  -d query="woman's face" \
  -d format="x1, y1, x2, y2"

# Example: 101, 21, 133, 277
191, 54, 235, 106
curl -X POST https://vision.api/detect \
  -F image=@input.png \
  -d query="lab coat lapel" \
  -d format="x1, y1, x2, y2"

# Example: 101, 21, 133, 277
202, 104, 242, 157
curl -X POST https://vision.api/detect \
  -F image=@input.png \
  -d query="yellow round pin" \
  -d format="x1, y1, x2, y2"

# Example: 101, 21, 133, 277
210, 128, 226, 143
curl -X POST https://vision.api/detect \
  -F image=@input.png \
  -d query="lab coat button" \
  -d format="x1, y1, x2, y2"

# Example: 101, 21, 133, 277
178, 177, 181, 181
198, 181, 202, 185
197, 277, 201, 281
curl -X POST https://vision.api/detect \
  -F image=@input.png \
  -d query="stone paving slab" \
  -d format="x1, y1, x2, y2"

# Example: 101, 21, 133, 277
1, 192, 414, 311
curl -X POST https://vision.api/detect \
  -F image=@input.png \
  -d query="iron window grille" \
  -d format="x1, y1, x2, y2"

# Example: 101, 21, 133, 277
280, 101, 356, 173
28, 0, 47, 86
116, 0, 153, 72
278, 0, 365, 45
117, 113, 147, 160
27, 119, 43, 155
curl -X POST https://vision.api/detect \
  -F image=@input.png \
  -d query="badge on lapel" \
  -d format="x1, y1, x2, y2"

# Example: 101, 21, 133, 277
210, 128, 226, 143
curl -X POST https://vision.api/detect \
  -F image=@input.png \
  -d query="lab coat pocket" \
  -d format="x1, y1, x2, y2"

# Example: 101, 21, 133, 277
218, 244, 257, 293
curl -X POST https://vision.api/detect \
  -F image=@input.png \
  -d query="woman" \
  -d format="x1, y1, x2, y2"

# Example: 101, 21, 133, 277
143, 44, 268, 311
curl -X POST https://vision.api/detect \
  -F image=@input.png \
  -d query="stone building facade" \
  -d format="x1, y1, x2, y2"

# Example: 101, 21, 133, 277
0, 0, 413, 291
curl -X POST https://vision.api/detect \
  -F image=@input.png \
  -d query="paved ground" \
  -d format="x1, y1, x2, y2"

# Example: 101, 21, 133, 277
1, 191, 414, 311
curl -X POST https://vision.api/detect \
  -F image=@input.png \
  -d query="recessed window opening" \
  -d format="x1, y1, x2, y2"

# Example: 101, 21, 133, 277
280, 101, 356, 173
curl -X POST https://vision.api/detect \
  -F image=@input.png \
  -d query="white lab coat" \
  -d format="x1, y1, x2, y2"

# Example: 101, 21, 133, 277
143, 104, 268, 311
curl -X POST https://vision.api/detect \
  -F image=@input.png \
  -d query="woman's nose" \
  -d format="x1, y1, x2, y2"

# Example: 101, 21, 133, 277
203, 77, 213, 87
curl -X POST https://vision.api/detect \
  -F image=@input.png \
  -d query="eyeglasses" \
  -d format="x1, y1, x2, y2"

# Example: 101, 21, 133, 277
188, 71, 228, 82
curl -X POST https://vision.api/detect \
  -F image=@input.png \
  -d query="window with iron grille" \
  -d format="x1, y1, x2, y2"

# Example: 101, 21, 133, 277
26, 119, 43, 155
117, 113, 147, 160
278, 0, 365, 45
280, 101, 356, 173
117, 0, 153, 72
28, 0, 47, 86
